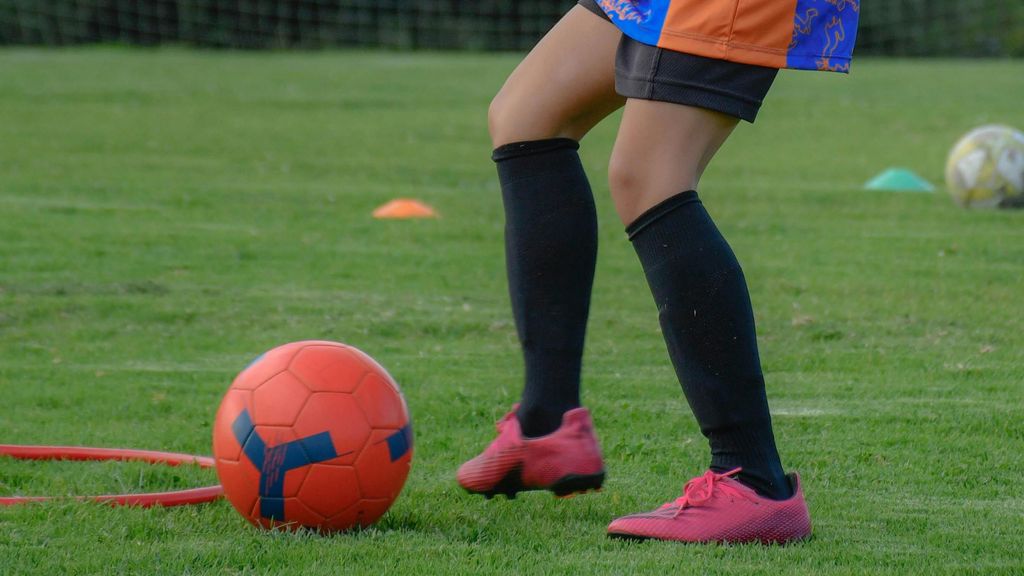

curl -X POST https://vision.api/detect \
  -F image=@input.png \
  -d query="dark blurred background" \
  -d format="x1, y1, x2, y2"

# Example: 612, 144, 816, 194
1, 0, 1022, 56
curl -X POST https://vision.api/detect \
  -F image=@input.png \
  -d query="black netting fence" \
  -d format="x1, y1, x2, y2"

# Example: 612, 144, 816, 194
1, 1, 1021, 56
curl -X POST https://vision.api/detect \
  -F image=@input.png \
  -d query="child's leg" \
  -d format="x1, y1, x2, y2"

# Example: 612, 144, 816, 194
609, 99, 791, 499
488, 5, 623, 437
457, 5, 620, 498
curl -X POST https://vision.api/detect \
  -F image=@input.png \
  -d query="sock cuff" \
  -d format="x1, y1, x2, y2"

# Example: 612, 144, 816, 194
625, 190, 700, 240
492, 138, 580, 162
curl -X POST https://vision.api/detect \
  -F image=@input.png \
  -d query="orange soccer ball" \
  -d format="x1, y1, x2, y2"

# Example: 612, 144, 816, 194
212, 341, 413, 532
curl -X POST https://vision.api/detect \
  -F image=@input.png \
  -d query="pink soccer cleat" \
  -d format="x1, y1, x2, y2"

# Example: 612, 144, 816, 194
457, 405, 605, 498
606, 468, 811, 544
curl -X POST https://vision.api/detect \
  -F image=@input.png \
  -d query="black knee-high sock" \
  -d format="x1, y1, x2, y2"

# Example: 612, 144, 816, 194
627, 190, 792, 500
493, 138, 597, 438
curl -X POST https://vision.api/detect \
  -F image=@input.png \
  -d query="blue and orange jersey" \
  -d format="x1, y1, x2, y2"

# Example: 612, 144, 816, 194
597, 0, 860, 72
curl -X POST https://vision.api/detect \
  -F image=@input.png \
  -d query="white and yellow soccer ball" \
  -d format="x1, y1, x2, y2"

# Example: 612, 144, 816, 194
945, 125, 1024, 209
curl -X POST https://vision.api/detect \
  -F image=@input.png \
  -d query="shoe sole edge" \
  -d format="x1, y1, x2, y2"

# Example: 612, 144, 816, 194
463, 469, 605, 500
607, 529, 813, 545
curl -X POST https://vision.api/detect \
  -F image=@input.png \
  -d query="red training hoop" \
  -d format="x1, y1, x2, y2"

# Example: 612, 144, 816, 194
0, 444, 223, 507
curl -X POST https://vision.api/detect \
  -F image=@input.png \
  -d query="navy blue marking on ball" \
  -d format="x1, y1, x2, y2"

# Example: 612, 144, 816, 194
385, 424, 413, 462
231, 409, 345, 522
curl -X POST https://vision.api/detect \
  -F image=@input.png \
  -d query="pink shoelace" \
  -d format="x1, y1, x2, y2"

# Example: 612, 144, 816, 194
664, 468, 758, 518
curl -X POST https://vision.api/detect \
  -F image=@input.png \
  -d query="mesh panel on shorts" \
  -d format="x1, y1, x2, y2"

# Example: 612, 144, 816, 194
615, 37, 779, 122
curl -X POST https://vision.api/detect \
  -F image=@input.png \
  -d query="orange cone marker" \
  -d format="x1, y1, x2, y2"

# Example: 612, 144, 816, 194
372, 199, 438, 219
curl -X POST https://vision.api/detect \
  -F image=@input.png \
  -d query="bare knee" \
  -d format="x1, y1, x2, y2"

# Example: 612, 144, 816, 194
606, 152, 642, 212
488, 92, 526, 148
489, 86, 610, 148
486, 92, 504, 146
489, 92, 561, 148
608, 150, 701, 226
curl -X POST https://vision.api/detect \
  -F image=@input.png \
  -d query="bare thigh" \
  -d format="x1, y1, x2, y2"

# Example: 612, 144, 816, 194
489, 5, 625, 148
608, 99, 739, 225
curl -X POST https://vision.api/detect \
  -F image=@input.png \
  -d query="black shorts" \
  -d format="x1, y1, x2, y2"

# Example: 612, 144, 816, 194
578, 0, 777, 122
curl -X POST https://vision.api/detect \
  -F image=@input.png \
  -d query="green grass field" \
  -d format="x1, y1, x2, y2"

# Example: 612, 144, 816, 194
1, 48, 1022, 575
